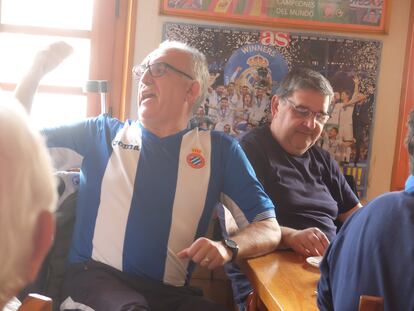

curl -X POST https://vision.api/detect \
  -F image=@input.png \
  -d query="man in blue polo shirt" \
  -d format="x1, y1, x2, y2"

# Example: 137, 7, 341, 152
220, 68, 362, 310
16, 41, 281, 311
317, 110, 414, 311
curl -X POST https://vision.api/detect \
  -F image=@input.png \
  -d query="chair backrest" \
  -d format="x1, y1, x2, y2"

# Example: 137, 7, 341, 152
245, 291, 257, 311
18, 293, 52, 311
358, 295, 384, 311
18, 172, 79, 311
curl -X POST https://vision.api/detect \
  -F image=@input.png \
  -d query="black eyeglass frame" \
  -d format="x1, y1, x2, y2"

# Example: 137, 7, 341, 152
133, 62, 194, 81
283, 98, 331, 125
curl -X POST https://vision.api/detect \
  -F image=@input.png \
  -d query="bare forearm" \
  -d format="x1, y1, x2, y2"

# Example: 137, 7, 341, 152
336, 203, 362, 223
231, 218, 281, 259
177, 218, 280, 270
278, 226, 297, 249
14, 67, 43, 112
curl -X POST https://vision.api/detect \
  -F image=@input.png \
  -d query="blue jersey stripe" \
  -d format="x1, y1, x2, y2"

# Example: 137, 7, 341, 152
123, 128, 182, 280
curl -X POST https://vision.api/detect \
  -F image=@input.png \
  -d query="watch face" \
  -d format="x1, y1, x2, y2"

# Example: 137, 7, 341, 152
224, 239, 239, 261
225, 239, 238, 249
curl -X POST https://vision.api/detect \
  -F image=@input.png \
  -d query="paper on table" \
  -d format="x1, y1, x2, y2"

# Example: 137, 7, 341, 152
306, 256, 323, 268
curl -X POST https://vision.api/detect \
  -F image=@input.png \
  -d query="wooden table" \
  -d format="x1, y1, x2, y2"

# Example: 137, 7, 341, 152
241, 250, 320, 311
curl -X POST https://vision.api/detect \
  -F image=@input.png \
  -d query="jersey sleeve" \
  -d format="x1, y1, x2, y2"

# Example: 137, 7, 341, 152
220, 137, 275, 225
42, 115, 119, 171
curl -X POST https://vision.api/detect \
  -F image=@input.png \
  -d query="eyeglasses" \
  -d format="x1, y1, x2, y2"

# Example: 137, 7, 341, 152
284, 98, 330, 125
132, 62, 194, 81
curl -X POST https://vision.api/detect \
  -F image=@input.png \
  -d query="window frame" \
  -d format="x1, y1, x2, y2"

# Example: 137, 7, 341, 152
0, 0, 136, 120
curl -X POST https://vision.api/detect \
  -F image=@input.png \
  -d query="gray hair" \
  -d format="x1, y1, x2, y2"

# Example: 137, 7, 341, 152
275, 68, 334, 102
155, 40, 210, 109
0, 99, 57, 303
407, 110, 414, 174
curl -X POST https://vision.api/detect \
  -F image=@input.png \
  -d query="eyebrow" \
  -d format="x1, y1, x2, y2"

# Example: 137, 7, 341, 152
288, 99, 330, 115
145, 61, 194, 80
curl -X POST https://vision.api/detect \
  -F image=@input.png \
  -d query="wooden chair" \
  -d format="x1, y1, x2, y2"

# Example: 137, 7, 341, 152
245, 290, 257, 311
18, 293, 52, 311
358, 295, 384, 311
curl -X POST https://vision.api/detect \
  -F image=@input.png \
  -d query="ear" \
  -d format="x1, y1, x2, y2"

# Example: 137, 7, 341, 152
186, 81, 201, 111
270, 95, 281, 118
27, 211, 55, 282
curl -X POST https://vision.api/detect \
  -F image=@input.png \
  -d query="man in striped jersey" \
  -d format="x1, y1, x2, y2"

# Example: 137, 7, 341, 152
17, 41, 281, 311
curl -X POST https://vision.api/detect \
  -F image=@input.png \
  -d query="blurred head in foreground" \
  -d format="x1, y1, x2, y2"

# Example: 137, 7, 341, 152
0, 96, 57, 307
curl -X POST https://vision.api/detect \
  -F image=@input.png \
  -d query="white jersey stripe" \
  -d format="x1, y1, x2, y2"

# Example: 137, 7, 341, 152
163, 129, 211, 285
92, 122, 142, 270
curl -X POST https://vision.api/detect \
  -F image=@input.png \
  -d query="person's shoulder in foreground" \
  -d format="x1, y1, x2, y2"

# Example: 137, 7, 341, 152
318, 109, 414, 311
0, 97, 57, 310
317, 189, 414, 311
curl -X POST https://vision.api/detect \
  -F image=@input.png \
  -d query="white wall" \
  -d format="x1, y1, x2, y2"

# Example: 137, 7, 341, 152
132, 0, 412, 202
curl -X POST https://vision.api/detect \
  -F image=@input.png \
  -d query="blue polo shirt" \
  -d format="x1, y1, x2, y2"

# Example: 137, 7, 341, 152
240, 125, 359, 241
318, 175, 414, 311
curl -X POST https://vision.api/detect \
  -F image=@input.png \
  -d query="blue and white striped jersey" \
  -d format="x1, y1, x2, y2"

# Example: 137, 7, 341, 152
43, 115, 275, 286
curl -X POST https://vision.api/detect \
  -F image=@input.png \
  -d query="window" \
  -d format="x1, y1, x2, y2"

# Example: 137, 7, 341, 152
0, 0, 136, 127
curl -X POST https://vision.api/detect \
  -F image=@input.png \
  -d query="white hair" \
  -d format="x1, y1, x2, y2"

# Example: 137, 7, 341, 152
150, 40, 210, 109
0, 98, 57, 303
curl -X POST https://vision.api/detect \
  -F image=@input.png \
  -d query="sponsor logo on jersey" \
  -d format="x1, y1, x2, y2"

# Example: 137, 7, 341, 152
112, 140, 140, 151
186, 148, 205, 169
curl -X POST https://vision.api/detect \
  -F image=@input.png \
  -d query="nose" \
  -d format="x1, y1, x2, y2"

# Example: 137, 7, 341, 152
140, 67, 153, 85
302, 113, 317, 129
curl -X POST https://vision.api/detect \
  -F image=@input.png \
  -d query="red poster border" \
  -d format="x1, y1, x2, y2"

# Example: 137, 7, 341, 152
160, 0, 390, 34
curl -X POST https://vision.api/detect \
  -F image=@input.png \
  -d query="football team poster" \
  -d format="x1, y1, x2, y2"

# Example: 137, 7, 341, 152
162, 1, 387, 33
163, 22, 382, 197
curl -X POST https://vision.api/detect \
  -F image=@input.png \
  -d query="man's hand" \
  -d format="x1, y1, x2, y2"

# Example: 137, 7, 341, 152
177, 237, 232, 270
31, 41, 73, 78
282, 227, 330, 257
14, 41, 73, 111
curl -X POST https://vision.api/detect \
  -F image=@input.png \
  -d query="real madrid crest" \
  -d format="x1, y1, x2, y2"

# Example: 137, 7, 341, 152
186, 148, 205, 169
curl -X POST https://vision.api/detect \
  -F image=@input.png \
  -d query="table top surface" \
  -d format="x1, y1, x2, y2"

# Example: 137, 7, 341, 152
242, 250, 321, 311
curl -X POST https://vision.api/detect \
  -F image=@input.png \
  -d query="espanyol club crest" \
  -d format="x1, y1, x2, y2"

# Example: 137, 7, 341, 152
186, 148, 205, 169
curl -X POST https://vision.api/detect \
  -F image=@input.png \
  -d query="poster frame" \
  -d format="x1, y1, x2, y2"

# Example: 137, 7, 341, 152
160, 0, 390, 34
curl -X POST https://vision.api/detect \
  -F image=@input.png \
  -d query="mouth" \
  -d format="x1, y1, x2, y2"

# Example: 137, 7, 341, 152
297, 129, 314, 135
141, 92, 156, 102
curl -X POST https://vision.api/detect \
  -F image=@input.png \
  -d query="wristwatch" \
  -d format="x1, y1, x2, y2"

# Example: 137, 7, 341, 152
222, 238, 239, 262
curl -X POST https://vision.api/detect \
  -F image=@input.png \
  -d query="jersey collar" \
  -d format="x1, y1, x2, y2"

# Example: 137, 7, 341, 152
405, 175, 414, 194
